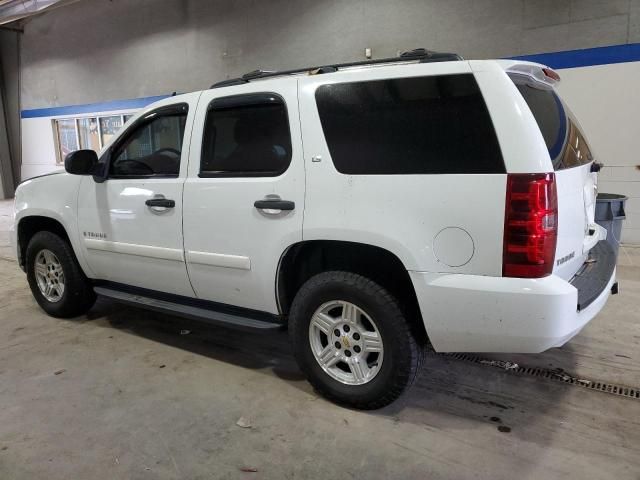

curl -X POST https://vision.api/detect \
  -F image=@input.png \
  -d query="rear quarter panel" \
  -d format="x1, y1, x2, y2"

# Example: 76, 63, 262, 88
298, 61, 507, 275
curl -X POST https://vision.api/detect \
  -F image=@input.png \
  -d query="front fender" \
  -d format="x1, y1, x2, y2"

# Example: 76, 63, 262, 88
14, 173, 95, 277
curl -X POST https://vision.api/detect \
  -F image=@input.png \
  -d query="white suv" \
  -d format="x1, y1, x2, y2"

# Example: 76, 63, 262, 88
11, 50, 618, 408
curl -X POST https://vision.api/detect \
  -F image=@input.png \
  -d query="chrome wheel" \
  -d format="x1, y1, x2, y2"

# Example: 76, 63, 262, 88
308, 300, 384, 386
34, 249, 65, 303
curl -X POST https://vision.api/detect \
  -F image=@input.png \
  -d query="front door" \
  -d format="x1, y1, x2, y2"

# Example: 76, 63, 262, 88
183, 78, 305, 313
77, 95, 200, 297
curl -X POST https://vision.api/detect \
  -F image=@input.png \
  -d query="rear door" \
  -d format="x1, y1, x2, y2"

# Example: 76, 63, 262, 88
182, 78, 304, 313
510, 75, 599, 280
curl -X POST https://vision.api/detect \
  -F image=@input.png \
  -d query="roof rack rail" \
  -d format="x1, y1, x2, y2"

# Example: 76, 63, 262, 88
210, 48, 463, 89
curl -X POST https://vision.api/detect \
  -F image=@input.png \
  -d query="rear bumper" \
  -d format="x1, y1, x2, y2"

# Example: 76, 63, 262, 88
570, 241, 616, 311
410, 261, 616, 354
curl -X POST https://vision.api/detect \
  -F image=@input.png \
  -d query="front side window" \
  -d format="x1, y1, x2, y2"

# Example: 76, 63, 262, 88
200, 94, 292, 177
510, 76, 593, 170
315, 74, 505, 175
110, 108, 187, 177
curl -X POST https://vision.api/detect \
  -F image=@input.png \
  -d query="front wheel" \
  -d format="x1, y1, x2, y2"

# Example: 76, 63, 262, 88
26, 231, 96, 318
289, 271, 423, 409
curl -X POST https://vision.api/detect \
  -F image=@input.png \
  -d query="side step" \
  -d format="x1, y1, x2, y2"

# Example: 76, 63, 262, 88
94, 286, 283, 331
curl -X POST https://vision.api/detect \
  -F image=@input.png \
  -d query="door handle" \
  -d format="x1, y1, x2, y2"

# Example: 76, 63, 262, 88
254, 199, 295, 211
145, 198, 175, 208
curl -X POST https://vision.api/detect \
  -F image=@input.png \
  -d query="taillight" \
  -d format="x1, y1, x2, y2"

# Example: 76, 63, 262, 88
503, 173, 558, 278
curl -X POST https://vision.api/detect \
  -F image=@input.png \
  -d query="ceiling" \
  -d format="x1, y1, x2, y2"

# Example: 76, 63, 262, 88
0, 0, 82, 26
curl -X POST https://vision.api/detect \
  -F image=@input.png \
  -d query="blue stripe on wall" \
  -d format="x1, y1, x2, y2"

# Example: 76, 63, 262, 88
20, 94, 172, 119
20, 42, 640, 118
509, 43, 640, 69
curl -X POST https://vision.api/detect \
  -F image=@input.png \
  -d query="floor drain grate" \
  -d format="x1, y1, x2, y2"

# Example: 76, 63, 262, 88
441, 352, 640, 400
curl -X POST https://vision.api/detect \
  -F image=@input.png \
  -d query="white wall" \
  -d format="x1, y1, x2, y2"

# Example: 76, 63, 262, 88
557, 61, 640, 244
21, 117, 60, 179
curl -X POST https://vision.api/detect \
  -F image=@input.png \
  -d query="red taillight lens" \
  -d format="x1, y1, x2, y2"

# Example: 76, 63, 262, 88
503, 173, 558, 278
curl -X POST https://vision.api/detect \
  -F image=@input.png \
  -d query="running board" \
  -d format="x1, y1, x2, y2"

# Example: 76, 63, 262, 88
94, 286, 283, 331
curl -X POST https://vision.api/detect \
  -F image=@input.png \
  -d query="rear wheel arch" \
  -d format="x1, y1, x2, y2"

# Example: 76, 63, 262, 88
276, 240, 427, 343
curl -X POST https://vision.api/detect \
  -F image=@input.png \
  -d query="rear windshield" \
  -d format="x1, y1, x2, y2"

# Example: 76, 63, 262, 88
510, 76, 593, 170
315, 74, 505, 175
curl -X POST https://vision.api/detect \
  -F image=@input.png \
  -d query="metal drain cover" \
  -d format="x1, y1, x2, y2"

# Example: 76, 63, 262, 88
442, 353, 640, 400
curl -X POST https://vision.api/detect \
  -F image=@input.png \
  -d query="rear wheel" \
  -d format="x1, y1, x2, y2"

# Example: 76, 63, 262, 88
26, 231, 96, 318
289, 271, 423, 409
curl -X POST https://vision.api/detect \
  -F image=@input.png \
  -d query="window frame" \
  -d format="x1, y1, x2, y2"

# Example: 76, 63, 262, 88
104, 103, 189, 180
198, 92, 293, 179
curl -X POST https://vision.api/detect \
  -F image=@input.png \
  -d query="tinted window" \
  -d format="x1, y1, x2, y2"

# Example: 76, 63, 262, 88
512, 77, 593, 170
200, 95, 291, 177
111, 111, 187, 177
315, 74, 504, 175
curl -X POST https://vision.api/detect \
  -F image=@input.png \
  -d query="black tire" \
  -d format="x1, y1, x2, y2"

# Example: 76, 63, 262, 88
25, 231, 96, 318
289, 271, 423, 409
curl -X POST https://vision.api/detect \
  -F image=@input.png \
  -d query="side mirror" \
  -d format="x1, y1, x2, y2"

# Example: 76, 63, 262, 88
65, 149, 98, 175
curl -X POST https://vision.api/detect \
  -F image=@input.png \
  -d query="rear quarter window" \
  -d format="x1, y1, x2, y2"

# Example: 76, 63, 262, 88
511, 77, 593, 170
315, 74, 505, 175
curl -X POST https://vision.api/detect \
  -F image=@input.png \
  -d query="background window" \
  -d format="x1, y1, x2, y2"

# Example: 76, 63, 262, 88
54, 113, 135, 164
200, 98, 291, 176
78, 118, 100, 151
55, 119, 79, 163
315, 74, 505, 175
110, 113, 187, 177
100, 116, 124, 146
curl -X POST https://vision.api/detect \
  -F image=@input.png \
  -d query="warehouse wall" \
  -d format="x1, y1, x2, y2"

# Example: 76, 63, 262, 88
19, 0, 640, 109
10, 0, 640, 243
557, 61, 640, 244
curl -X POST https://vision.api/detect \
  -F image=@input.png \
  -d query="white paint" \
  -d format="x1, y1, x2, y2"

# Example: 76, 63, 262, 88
182, 77, 304, 312
13, 60, 619, 354
75, 93, 201, 297
410, 267, 616, 353
186, 251, 251, 270
19, 60, 639, 246
12, 172, 95, 277
298, 61, 507, 276
471, 60, 554, 174
433, 227, 474, 267
85, 239, 184, 261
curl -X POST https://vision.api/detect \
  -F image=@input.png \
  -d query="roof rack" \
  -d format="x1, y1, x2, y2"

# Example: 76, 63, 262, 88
210, 48, 463, 89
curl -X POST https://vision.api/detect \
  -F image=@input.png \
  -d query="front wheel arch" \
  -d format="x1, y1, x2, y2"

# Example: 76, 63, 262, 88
17, 216, 73, 271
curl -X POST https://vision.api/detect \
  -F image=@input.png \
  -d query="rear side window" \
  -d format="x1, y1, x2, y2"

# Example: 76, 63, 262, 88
511, 77, 593, 170
200, 93, 292, 177
315, 74, 504, 175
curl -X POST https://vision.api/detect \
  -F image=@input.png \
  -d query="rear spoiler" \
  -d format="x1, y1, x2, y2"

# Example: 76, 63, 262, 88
496, 60, 561, 89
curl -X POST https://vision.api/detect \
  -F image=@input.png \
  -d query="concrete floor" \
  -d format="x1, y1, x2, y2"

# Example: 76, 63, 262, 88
0, 199, 639, 480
